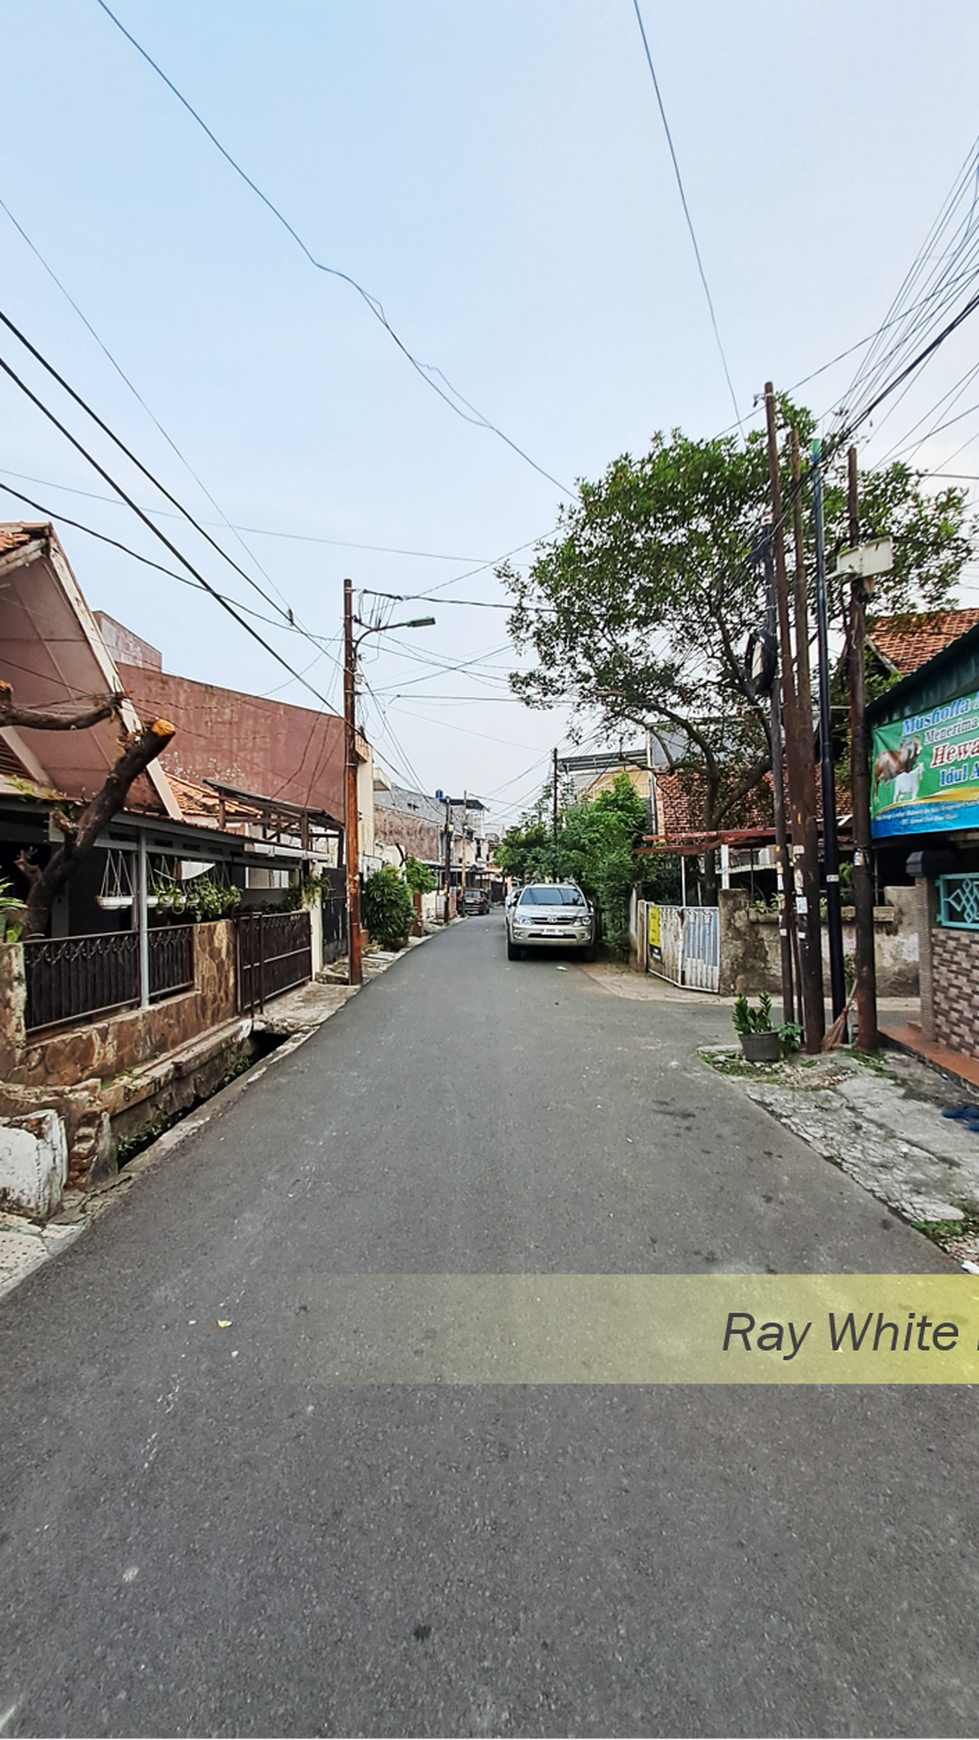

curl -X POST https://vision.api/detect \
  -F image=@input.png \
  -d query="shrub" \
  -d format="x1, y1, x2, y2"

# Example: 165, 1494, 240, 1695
362, 866, 415, 951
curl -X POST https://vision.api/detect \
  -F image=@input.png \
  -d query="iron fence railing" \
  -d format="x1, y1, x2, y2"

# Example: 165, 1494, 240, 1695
23, 924, 196, 1033
149, 925, 195, 999
236, 910, 312, 1014
937, 872, 979, 932
321, 867, 347, 964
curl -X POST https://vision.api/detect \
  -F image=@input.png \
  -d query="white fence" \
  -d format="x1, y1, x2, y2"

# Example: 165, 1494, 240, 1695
641, 900, 720, 993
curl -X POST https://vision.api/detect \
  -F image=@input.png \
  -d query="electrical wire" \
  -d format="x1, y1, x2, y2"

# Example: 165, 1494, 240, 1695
0, 193, 295, 614
0, 465, 491, 562
0, 308, 333, 664
91, 0, 572, 499
0, 475, 331, 642
0, 346, 339, 708
631, 0, 742, 437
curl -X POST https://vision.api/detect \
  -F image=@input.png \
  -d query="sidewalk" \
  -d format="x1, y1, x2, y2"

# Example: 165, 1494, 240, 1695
703, 1041, 979, 1263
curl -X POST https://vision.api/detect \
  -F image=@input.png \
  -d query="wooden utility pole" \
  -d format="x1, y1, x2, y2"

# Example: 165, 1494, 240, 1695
461, 792, 467, 897
760, 531, 795, 1024
789, 423, 826, 1049
343, 577, 363, 987
764, 387, 823, 1048
847, 447, 879, 1051
812, 439, 848, 1019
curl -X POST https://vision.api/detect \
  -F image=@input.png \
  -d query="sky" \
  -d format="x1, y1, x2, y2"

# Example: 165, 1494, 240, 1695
3, 0, 979, 829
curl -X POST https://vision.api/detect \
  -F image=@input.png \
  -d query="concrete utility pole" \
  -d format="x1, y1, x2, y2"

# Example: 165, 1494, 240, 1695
461, 792, 467, 897
552, 747, 559, 879
343, 578, 364, 987
443, 797, 453, 921
847, 447, 879, 1051
811, 441, 847, 1019
343, 582, 435, 984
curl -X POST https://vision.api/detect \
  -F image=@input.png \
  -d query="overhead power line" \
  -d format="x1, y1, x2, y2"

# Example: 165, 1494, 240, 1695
0, 308, 330, 659
0, 345, 339, 709
0, 193, 295, 614
92, 0, 572, 498
631, 0, 743, 436
0, 465, 491, 563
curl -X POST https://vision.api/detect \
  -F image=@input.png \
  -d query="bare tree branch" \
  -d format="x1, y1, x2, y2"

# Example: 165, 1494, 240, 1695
20, 718, 176, 936
0, 680, 124, 732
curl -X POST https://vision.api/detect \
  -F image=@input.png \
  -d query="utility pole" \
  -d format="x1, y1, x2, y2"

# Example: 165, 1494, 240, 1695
811, 440, 847, 1019
443, 797, 453, 921
343, 577, 363, 987
789, 422, 826, 1049
460, 792, 467, 898
847, 446, 879, 1051
760, 529, 795, 1026
552, 747, 559, 879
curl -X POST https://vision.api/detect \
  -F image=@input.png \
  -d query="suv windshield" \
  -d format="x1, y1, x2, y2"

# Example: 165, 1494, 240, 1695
519, 886, 586, 906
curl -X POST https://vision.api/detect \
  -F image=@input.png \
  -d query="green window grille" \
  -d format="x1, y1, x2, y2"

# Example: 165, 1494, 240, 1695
937, 873, 979, 932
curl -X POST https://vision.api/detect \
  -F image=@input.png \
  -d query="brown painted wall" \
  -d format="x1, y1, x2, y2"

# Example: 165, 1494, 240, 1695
932, 928, 979, 1062
374, 806, 440, 864
119, 664, 345, 817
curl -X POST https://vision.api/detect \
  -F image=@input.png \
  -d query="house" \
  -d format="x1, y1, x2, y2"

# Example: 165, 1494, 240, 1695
0, 524, 359, 1215
867, 614, 979, 1079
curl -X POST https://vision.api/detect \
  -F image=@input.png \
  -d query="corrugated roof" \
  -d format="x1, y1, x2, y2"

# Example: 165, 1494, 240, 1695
868, 607, 979, 677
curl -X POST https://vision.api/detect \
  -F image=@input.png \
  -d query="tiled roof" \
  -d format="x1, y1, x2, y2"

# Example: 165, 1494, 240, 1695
868, 608, 979, 677
167, 776, 263, 830
652, 766, 849, 846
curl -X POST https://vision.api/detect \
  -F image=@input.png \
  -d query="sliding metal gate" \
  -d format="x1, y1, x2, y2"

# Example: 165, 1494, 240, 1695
645, 902, 719, 993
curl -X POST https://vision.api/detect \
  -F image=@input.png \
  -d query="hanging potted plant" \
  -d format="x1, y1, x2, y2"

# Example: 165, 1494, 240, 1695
733, 992, 782, 1063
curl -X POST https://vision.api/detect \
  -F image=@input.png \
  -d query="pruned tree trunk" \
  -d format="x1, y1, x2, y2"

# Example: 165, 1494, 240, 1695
0, 681, 124, 732
15, 717, 176, 937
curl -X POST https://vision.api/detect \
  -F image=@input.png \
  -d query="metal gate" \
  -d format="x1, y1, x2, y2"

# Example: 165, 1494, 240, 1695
236, 910, 312, 1014
320, 867, 347, 964
645, 902, 719, 993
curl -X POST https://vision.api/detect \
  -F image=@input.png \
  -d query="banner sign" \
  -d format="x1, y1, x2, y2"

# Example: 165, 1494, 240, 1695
870, 685, 979, 837
647, 904, 662, 959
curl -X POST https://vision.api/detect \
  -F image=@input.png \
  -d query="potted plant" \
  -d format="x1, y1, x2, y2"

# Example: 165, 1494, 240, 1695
733, 992, 782, 1063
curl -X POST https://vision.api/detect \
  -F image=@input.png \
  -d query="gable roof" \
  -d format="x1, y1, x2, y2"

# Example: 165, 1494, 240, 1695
868, 607, 979, 678
0, 522, 181, 817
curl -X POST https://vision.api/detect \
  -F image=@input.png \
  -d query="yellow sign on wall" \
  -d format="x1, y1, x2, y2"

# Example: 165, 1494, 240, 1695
647, 904, 661, 956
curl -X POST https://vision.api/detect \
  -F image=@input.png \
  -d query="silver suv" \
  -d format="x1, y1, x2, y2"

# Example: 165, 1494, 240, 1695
506, 882, 596, 961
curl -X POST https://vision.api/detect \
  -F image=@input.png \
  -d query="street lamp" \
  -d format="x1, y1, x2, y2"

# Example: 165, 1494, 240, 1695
343, 579, 435, 985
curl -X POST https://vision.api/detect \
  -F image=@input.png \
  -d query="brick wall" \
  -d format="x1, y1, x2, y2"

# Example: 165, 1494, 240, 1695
932, 927, 979, 1061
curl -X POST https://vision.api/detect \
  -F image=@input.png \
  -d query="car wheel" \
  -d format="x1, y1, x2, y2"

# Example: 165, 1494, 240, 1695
580, 944, 596, 963
506, 937, 519, 960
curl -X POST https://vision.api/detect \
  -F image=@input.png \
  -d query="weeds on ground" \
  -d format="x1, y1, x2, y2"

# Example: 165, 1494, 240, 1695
911, 1209, 979, 1245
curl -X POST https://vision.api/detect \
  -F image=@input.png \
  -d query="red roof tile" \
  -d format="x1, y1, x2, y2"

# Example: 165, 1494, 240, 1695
868, 607, 979, 677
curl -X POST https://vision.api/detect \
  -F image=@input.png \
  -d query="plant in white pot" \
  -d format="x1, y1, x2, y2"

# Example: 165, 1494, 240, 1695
733, 992, 782, 1062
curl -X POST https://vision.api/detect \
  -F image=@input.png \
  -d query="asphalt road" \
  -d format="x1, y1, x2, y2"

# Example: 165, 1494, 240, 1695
2, 914, 977, 1737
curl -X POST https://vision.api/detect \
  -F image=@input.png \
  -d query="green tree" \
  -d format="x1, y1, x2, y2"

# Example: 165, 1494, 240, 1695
362, 865, 415, 951
502, 410, 975, 898
403, 856, 436, 895
495, 819, 553, 882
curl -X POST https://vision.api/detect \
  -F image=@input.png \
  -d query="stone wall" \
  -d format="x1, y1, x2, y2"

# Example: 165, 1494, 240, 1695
931, 928, 979, 1062
0, 921, 240, 1195
716, 887, 920, 997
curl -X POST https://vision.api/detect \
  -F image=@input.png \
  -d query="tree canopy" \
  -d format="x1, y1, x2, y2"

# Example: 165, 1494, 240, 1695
501, 408, 976, 846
